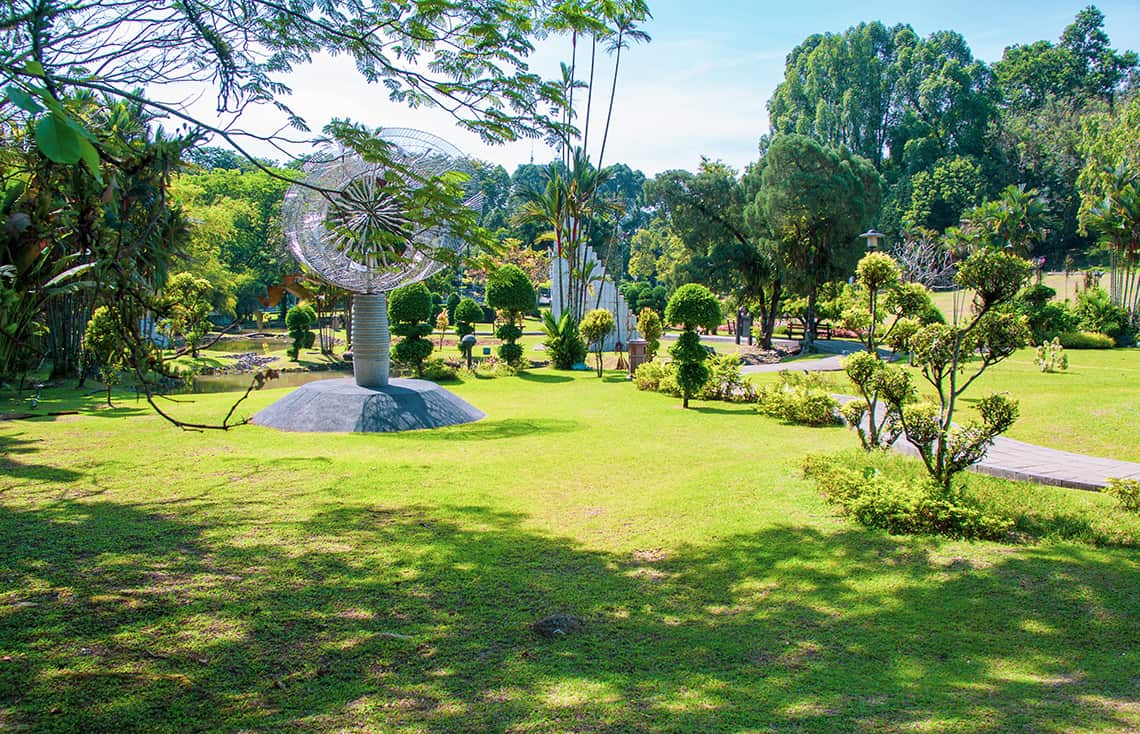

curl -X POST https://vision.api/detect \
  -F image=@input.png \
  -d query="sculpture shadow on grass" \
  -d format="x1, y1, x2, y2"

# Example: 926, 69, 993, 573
0, 500, 1137, 733
404, 418, 580, 442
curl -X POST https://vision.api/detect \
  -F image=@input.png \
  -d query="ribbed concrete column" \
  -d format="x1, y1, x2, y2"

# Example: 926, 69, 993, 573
352, 293, 390, 388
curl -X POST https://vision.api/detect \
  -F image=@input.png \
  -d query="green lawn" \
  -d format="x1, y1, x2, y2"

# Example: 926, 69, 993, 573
1, 370, 1139, 732
929, 347, 1140, 462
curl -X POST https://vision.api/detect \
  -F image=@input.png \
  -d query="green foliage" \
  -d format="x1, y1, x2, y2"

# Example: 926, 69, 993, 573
446, 293, 461, 324
487, 264, 534, 366
1015, 284, 1076, 344
1105, 478, 1140, 514
1034, 338, 1068, 372
497, 342, 524, 366
453, 297, 483, 338
756, 372, 840, 426
158, 272, 213, 357
955, 248, 1034, 310
841, 351, 913, 450
636, 307, 663, 360
667, 325, 712, 409
880, 249, 1031, 491
579, 308, 615, 377
540, 310, 586, 370
83, 306, 126, 405
285, 304, 317, 360
486, 264, 536, 315
696, 354, 756, 403
419, 357, 458, 382
388, 283, 433, 325
1074, 287, 1130, 344
1058, 330, 1115, 349
804, 457, 1012, 540
664, 284, 721, 331
388, 283, 434, 376
633, 361, 669, 392
760, 134, 881, 348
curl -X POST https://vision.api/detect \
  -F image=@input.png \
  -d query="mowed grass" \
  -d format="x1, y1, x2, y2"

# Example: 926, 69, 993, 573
1, 370, 1139, 733
946, 347, 1140, 462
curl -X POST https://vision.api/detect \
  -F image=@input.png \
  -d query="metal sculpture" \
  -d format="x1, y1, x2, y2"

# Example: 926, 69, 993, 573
281, 128, 475, 387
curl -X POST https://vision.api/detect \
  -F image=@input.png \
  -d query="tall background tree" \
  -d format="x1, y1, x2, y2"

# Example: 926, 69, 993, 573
759, 135, 882, 351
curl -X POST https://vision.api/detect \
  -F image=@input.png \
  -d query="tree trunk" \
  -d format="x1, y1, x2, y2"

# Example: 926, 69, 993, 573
803, 285, 817, 353
760, 280, 782, 350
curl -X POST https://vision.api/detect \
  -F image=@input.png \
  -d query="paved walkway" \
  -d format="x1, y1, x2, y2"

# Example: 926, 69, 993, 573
741, 339, 1140, 490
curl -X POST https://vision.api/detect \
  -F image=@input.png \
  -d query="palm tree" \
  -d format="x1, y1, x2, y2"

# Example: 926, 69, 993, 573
511, 165, 570, 312
597, 8, 651, 172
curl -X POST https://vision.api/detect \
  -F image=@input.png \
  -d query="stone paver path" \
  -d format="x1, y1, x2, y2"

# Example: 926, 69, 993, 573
742, 339, 1140, 490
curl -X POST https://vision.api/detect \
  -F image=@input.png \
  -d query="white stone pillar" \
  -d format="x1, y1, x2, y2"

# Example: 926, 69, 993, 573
352, 293, 390, 388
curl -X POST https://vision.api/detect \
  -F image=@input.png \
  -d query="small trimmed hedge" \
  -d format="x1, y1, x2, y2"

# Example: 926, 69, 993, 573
1058, 331, 1115, 349
804, 455, 1012, 540
756, 371, 839, 426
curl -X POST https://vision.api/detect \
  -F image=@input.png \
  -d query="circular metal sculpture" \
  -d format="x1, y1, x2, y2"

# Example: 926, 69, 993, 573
281, 128, 473, 388
255, 128, 486, 433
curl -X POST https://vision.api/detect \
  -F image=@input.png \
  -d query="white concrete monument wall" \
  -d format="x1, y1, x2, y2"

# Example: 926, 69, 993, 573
549, 243, 640, 351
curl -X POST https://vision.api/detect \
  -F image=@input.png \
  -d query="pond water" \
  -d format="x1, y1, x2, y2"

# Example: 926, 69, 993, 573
185, 370, 350, 394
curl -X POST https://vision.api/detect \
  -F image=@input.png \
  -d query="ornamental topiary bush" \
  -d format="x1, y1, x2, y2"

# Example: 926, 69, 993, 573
1058, 330, 1115, 349
487, 264, 536, 366
664, 283, 721, 408
388, 282, 434, 376
286, 303, 317, 360
637, 307, 663, 361
453, 297, 483, 340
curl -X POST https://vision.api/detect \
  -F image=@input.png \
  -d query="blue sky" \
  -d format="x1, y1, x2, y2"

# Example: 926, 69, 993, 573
191, 1, 1140, 176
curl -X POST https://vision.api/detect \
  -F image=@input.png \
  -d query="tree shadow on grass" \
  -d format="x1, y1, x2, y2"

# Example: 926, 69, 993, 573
516, 371, 573, 384
0, 431, 84, 484
1, 500, 1138, 733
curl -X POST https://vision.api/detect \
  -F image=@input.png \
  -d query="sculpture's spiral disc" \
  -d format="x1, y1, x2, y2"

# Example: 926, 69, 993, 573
283, 128, 472, 294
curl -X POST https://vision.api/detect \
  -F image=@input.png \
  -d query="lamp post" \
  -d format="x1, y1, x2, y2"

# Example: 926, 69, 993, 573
859, 229, 885, 252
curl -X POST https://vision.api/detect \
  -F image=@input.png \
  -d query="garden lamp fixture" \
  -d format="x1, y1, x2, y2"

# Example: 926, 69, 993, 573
860, 229, 885, 251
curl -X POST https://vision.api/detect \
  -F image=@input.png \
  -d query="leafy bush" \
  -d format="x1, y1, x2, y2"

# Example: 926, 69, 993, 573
636, 307, 663, 360
541, 309, 586, 369
286, 304, 317, 360
756, 371, 839, 426
1058, 331, 1115, 349
1034, 337, 1068, 372
487, 264, 535, 365
388, 283, 434, 376
1075, 287, 1130, 344
453, 297, 483, 339
633, 361, 669, 392
1105, 478, 1140, 514
1015, 284, 1076, 344
696, 354, 756, 402
657, 369, 682, 397
579, 308, 615, 377
804, 456, 1012, 540
421, 357, 459, 382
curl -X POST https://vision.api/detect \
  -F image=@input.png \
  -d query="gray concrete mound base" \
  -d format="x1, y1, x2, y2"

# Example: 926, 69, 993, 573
253, 377, 484, 433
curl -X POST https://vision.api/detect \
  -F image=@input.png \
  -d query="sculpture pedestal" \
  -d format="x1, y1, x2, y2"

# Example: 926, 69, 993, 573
253, 377, 484, 433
